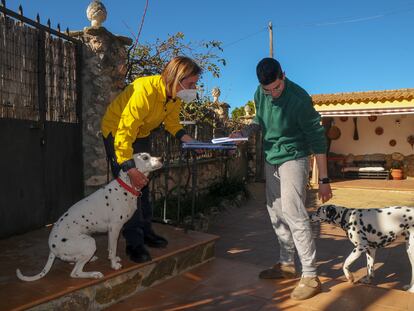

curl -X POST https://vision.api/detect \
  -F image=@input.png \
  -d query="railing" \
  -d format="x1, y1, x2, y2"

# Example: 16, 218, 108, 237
0, 1, 82, 123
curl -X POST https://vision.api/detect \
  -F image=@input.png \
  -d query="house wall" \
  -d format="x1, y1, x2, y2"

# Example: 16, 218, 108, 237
330, 114, 414, 156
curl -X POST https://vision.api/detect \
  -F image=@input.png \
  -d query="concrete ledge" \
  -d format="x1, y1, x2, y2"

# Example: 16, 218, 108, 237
0, 223, 218, 311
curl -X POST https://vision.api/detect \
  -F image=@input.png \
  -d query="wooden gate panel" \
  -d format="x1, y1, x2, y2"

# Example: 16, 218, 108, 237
0, 119, 46, 237
44, 122, 83, 223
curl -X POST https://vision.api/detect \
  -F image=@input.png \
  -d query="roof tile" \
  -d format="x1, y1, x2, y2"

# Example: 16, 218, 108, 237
312, 88, 414, 105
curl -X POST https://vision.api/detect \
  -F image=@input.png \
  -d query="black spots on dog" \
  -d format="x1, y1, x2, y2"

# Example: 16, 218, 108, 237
366, 224, 373, 233
377, 232, 382, 237
86, 226, 89, 230
61, 238, 67, 242
400, 224, 405, 228
353, 221, 357, 226
377, 209, 383, 213
352, 249, 357, 253
89, 212, 93, 215
52, 244, 56, 248
403, 215, 407, 218
124, 192, 128, 196
86, 219, 89, 222
349, 233, 353, 239
105, 196, 108, 200
54, 235, 58, 238
387, 212, 392, 215
108, 188, 112, 192
120, 215, 123, 220
372, 229, 376, 234
64, 213, 69, 217
407, 209, 411, 212
352, 227, 356, 231
114, 187, 118, 191
82, 215, 85, 218
106, 203, 109, 207
395, 206, 402, 209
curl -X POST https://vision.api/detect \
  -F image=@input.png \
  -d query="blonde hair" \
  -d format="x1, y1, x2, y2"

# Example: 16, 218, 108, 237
161, 56, 202, 98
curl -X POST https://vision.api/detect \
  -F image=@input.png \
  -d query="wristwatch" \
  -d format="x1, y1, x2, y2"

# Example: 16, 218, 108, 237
318, 177, 331, 184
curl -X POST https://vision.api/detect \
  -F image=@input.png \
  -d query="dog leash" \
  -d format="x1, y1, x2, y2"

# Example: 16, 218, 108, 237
116, 178, 142, 197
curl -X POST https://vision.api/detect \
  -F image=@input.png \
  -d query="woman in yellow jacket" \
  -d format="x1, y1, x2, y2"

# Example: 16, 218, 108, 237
101, 56, 201, 263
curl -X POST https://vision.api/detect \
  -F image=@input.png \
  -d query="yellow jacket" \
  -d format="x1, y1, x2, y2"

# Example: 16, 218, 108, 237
101, 75, 184, 164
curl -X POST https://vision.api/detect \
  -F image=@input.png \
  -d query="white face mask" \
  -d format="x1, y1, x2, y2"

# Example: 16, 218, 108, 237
176, 89, 198, 104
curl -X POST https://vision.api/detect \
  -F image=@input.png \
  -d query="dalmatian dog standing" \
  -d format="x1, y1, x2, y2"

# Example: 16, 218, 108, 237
311, 204, 414, 292
16, 153, 162, 281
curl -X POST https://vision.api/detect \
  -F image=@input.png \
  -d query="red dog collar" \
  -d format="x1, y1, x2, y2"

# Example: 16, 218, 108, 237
116, 178, 141, 197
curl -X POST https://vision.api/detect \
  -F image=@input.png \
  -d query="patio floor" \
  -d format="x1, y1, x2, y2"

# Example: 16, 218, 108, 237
106, 181, 414, 310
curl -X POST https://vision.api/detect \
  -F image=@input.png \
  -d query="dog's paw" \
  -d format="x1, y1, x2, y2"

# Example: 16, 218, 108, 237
358, 276, 372, 284
91, 272, 104, 279
111, 262, 122, 270
345, 271, 355, 283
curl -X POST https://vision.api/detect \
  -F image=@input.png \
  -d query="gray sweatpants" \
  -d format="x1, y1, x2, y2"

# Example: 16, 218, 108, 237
265, 157, 316, 277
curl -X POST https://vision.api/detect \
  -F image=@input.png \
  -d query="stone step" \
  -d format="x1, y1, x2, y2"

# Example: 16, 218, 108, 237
0, 223, 219, 311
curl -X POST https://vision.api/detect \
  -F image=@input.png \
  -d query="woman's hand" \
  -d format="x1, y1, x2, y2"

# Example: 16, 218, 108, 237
181, 134, 204, 155
127, 168, 149, 190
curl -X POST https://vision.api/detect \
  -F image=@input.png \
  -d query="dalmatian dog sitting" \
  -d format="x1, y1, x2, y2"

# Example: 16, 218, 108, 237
16, 153, 162, 281
311, 204, 414, 292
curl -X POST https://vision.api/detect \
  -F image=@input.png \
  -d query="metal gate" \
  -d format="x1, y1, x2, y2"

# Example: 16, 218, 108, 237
0, 5, 83, 238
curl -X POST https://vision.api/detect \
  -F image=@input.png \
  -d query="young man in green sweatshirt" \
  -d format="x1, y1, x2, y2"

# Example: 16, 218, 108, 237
232, 58, 332, 300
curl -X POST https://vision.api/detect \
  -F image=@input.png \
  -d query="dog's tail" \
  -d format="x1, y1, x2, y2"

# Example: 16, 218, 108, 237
16, 252, 56, 282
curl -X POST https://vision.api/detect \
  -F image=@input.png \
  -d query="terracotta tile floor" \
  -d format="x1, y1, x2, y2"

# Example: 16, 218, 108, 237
2, 181, 414, 310
106, 182, 414, 311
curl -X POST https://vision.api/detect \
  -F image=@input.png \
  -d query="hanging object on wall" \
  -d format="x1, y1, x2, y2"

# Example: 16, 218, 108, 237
353, 117, 359, 140
368, 115, 377, 122
339, 116, 348, 122
389, 139, 397, 147
327, 125, 341, 140
407, 135, 414, 149
375, 126, 384, 135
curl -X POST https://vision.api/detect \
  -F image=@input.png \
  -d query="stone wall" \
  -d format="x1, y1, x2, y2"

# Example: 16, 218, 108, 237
70, 27, 132, 195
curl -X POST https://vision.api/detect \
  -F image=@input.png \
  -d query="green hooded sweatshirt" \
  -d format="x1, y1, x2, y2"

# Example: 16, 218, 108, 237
253, 78, 327, 165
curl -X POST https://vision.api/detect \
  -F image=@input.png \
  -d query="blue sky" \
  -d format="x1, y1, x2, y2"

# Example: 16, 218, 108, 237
6, 0, 414, 110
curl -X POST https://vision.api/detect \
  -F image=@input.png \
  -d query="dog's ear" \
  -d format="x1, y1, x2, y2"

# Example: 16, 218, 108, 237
325, 205, 337, 221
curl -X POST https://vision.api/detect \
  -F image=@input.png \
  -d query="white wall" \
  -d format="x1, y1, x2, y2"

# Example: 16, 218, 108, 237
330, 115, 414, 156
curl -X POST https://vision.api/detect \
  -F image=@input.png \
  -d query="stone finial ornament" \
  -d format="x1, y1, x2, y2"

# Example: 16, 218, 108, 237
211, 87, 221, 103
86, 0, 107, 27
244, 104, 253, 117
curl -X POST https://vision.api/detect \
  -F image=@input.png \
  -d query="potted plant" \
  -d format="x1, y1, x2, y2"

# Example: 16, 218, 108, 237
390, 160, 404, 180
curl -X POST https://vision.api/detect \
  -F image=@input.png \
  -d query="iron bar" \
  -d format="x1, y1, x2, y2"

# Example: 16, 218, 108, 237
0, 5, 79, 43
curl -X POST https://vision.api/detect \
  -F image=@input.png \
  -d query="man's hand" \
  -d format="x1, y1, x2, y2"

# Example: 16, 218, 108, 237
127, 168, 149, 190
318, 183, 333, 203
229, 131, 244, 145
